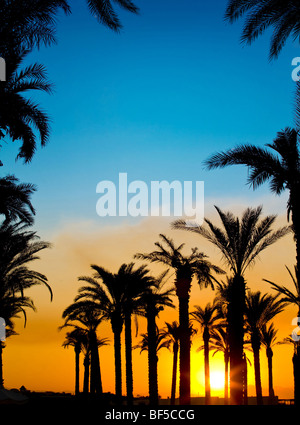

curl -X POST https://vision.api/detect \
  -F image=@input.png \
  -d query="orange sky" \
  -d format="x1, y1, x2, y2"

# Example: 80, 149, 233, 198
3, 196, 298, 400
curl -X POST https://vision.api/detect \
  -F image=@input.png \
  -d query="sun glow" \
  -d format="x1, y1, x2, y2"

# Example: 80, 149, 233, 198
210, 371, 225, 390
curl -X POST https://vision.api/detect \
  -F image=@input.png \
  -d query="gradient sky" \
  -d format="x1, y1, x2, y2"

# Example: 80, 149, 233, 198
2, 0, 300, 398
1, 0, 298, 234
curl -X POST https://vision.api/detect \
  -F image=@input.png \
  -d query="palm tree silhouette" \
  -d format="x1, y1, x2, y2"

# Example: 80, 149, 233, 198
163, 321, 181, 405
0, 293, 35, 388
76, 263, 155, 405
0, 176, 36, 225
0, 222, 51, 298
134, 326, 171, 403
0, 1, 70, 56
77, 265, 125, 403
245, 291, 287, 405
62, 325, 108, 395
62, 327, 87, 396
209, 327, 230, 404
279, 335, 300, 404
61, 300, 107, 395
0, 0, 138, 56
135, 234, 223, 405
264, 266, 300, 404
0, 49, 52, 165
138, 273, 174, 405
224, 0, 300, 59
191, 301, 220, 405
118, 263, 153, 405
261, 322, 279, 403
173, 206, 289, 404
0, 221, 51, 388
204, 128, 299, 301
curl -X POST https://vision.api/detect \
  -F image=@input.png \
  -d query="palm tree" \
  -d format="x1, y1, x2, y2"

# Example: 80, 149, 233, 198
138, 273, 174, 405
163, 321, 181, 405
191, 301, 220, 405
224, 0, 300, 59
61, 300, 107, 395
0, 293, 35, 388
0, 222, 52, 298
245, 291, 286, 405
134, 327, 171, 354
0, 222, 51, 388
62, 327, 87, 396
0, 49, 52, 165
279, 335, 300, 404
0, 175, 36, 225
173, 206, 290, 404
0, 0, 138, 57
0, 1, 70, 56
261, 322, 279, 403
62, 325, 108, 395
134, 327, 171, 402
209, 327, 230, 404
135, 234, 223, 405
204, 129, 299, 298
117, 263, 153, 405
76, 265, 125, 403
264, 266, 300, 404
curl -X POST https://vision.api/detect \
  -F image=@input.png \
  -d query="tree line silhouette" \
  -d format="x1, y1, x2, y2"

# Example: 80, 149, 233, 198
1, 0, 300, 407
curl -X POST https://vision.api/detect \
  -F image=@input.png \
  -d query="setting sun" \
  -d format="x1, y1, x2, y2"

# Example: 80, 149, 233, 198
210, 371, 225, 390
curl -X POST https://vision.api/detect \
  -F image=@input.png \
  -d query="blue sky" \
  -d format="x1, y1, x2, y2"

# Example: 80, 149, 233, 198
1, 0, 299, 235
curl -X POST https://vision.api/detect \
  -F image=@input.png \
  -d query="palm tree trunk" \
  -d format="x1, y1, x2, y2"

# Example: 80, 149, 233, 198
266, 347, 275, 403
224, 352, 229, 405
124, 311, 134, 405
89, 331, 102, 395
228, 275, 245, 405
75, 346, 80, 396
178, 294, 191, 405
253, 342, 263, 405
113, 329, 122, 404
171, 342, 179, 405
147, 306, 159, 406
0, 342, 4, 389
242, 353, 248, 405
83, 353, 90, 393
203, 328, 211, 405
293, 344, 300, 406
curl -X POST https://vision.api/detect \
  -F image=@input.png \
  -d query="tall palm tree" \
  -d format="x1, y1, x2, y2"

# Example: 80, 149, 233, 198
61, 300, 107, 395
264, 266, 300, 404
118, 263, 153, 405
163, 321, 181, 405
138, 273, 174, 405
0, 175, 36, 225
261, 322, 279, 403
224, 0, 300, 59
173, 206, 290, 404
62, 327, 87, 396
209, 327, 230, 404
76, 265, 125, 403
0, 49, 52, 165
245, 291, 287, 405
204, 128, 299, 298
191, 301, 220, 405
135, 234, 223, 405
